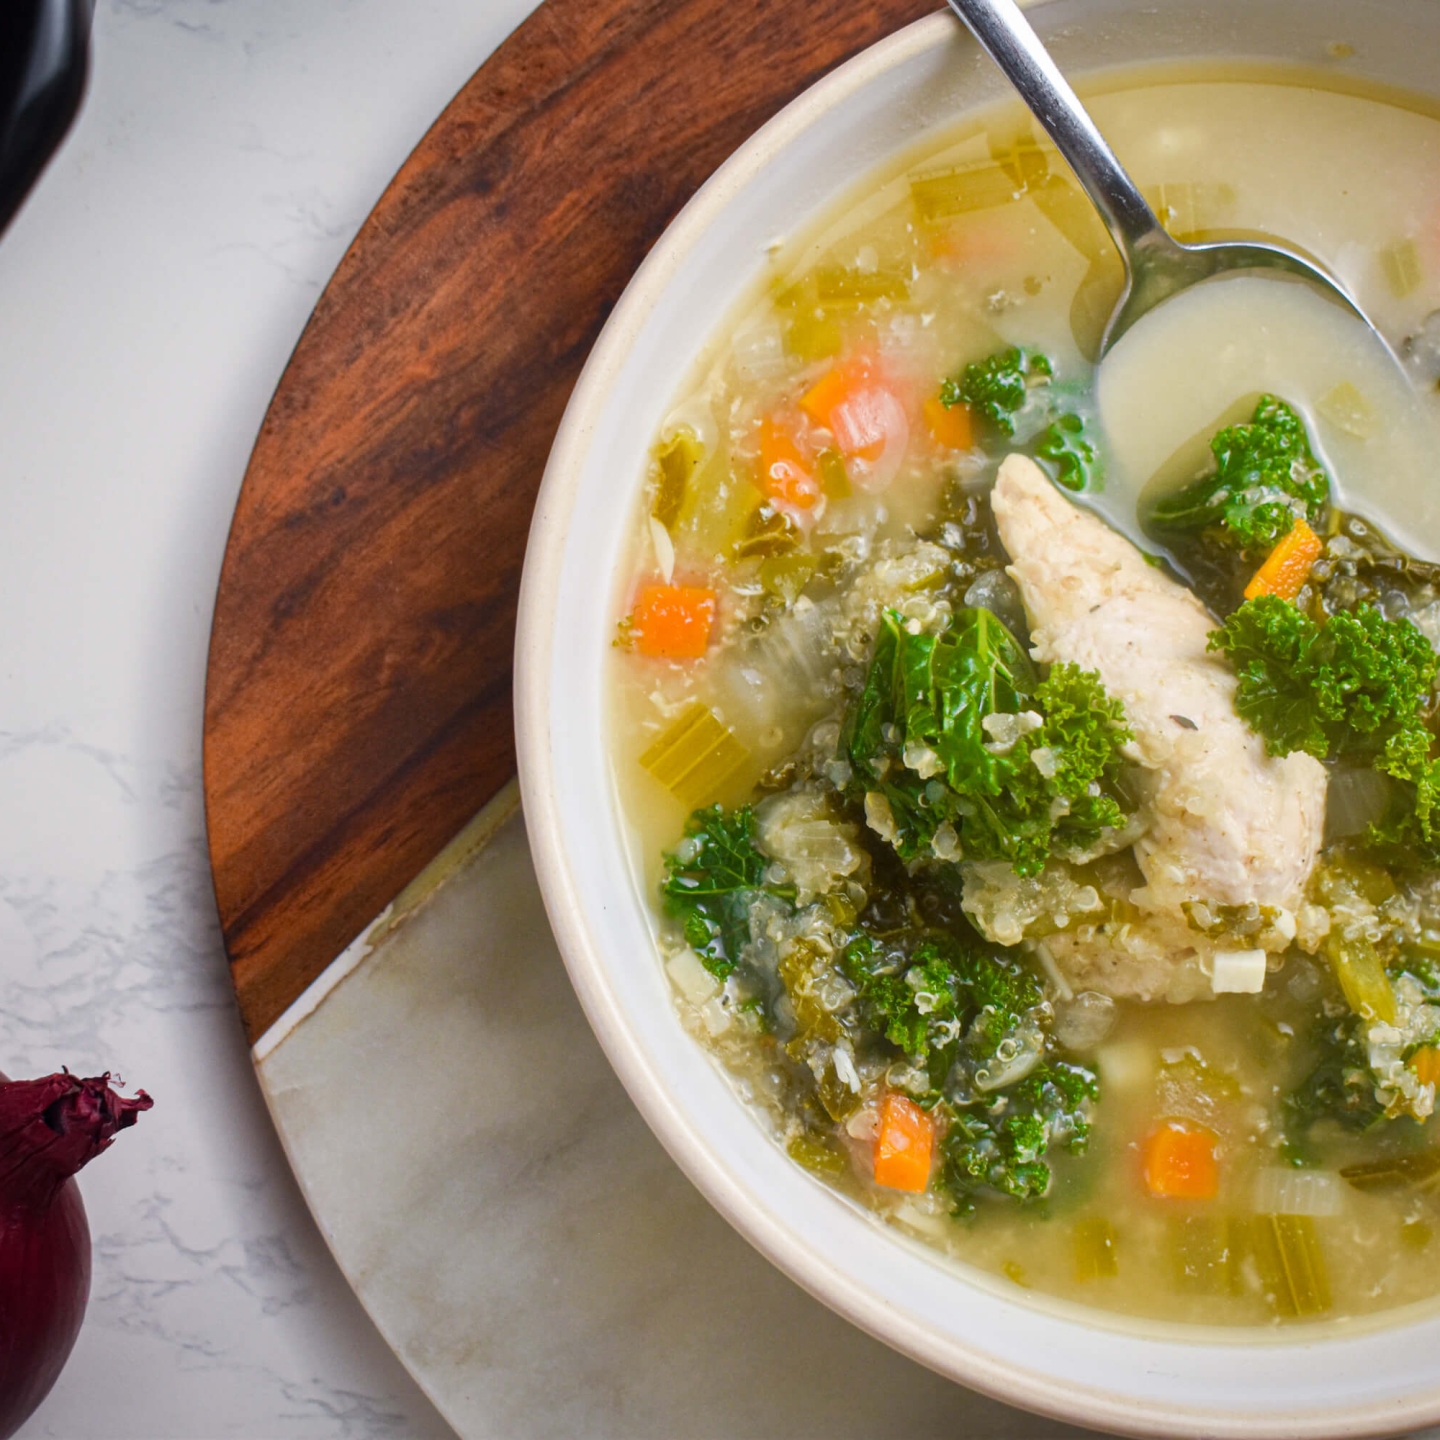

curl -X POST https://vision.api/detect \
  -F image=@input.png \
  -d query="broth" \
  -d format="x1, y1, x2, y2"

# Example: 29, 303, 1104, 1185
609, 69, 1440, 1325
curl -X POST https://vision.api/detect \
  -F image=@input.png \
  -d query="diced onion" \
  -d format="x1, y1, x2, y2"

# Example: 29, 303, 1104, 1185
1211, 948, 1267, 994
1253, 1167, 1343, 1218
1055, 991, 1117, 1051
667, 948, 719, 1004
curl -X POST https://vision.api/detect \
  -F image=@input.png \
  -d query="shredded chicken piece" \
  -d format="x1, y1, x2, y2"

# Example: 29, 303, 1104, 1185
990, 454, 1328, 1001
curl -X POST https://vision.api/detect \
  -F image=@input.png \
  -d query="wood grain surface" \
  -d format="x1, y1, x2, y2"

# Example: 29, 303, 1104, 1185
204, 0, 942, 1044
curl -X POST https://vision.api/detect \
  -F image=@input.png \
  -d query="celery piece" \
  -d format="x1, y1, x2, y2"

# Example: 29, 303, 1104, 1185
813, 266, 910, 305
1402, 1218, 1434, 1250
1171, 1215, 1245, 1295
992, 132, 1051, 190
910, 162, 1023, 223
734, 503, 801, 560
1382, 238, 1422, 299
788, 1133, 847, 1179
785, 312, 843, 362
676, 465, 762, 562
651, 428, 703, 528
1340, 1149, 1440, 1193
1251, 1214, 1331, 1317
639, 704, 750, 809
1073, 1216, 1118, 1280
1317, 381, 1376, 439
1140, 182, 1237, 242
759, 552, 816, 608
1324, 930, 1397, 1024
817, 448, 850, 500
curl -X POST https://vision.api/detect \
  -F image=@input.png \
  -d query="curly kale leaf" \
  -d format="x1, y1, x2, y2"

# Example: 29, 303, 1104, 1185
941, 1061, 1099, 1210
661, 806, 795, 978
1281, 1012, 1387, 1163
960, 663, 1133, 876
842, 930, 1045, 1104
1149, 395, 1329, 553
844, 608, 1133, 876
939, 347, 1052, 437
1033, 411, 1095, 492
1208, 595, 1437, 763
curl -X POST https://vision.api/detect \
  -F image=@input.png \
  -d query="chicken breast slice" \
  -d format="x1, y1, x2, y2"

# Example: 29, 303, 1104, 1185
986, 454, 1328, 1002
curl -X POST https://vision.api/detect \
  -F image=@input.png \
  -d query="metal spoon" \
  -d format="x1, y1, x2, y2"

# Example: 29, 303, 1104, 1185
946, 0, 1385, 357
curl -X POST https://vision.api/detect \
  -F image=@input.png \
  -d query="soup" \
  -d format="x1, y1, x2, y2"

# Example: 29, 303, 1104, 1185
609, 68, 1440, 1325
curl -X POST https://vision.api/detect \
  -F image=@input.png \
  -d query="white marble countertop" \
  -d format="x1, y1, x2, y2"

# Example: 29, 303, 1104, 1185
2, 3, 541, 1434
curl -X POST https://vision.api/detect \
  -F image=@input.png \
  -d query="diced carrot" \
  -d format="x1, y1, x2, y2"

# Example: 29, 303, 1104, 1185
758, 417, 821, 510
924, 394, 975, 451
1143, 1121, 1218, 1200
1243, 518, 1323, 602
631, 584, 716, 659
1409, 1046, 1440, 1089
801, 357, 908, 464
873, 1092, 935, 1193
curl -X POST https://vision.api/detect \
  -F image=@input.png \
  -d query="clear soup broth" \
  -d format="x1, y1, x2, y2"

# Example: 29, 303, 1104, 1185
609, 67, 1440, 1325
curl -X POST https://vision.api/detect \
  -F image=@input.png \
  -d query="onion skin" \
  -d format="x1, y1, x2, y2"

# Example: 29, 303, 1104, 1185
0, 1071, 151, 1440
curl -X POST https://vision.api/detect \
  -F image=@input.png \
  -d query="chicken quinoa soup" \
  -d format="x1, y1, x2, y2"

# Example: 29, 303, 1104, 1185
609, 69, 1440, 1325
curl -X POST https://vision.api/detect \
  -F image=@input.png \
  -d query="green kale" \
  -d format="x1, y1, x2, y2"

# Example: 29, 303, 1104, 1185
1033, 411, 1095, 492
1208, 596, 1437, 764
1281, 1012, 1386, 1164
1149, 395, 1329, 553
844, 608, 1134, 876
941, 1061, 1098, 1211
841, 931, 1044, 1101
940, 347, 1052, 437
661, 805, 795, 978
959, 663, 1133, 876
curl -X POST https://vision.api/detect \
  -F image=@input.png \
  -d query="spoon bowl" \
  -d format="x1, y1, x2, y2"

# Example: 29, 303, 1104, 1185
949, 0, 1399, 363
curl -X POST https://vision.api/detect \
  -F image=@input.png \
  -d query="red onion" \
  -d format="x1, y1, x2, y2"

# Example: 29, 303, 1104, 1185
0, 1071, 151, 1439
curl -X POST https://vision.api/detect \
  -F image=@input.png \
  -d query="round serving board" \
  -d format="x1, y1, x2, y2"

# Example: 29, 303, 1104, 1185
203, 0, 940, 1044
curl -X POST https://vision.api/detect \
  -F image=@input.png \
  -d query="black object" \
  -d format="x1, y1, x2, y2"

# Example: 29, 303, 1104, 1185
0, 0, 92, 239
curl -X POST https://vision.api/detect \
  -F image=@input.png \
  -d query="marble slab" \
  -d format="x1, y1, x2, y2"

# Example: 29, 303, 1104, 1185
256, 788, 1098, 1439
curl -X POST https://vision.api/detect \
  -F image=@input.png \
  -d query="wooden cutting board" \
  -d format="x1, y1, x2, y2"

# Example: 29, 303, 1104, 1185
203, 0, 941, 1045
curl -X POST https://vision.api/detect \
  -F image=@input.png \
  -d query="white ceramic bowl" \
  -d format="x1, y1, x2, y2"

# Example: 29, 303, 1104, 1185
516, 4, 1440, 1433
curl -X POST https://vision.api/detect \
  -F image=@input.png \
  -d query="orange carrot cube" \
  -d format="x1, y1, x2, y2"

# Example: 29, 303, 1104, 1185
631, 584, 716, 659
758, 417, 820, 510
1143, 1121, 1218, 1200
1243, 518, 1323, 601
1409, 1046, 1440, 1089
924, 395, 975, 451
874, 1092, 935, 1193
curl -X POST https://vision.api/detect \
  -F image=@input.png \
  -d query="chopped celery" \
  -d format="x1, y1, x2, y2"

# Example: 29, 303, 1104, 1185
813, 266, 910, 305
651, 428, 704, 528
759, 552, 816, 608
1382, 238, 1421, 298
675, 461, 761, 560
991, 132, 1051, 190
734, 503, 801, 560
785, 312, 843, 361
788, 1133, 847, 1179
1140, 182, 1237, 242
910, 162, 1024, 223
1073, 1217, 1118, 1280
639, 704, 750, 808
1251, 1214, 1331, 1317
1170, 1215, 1245, 1296
1339, 1150, 1440, 1193
817, 448, 850, 499
1323, 930, 1397, 1024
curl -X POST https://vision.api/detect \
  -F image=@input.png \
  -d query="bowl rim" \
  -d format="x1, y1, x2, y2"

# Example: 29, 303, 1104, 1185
514, 9, 1440, 1435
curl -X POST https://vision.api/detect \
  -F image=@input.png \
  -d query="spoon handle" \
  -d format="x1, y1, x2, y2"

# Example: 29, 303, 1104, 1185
946, 0, 1168, 259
